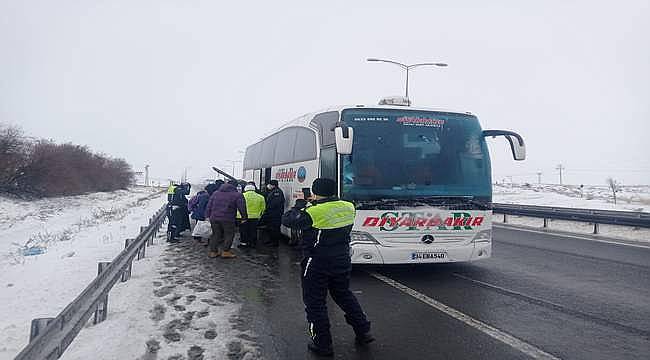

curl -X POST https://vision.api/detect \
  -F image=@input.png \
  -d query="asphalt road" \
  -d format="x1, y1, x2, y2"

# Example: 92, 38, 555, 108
193, 226, 650, 360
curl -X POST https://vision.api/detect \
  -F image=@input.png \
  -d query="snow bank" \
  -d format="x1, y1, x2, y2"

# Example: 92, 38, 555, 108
493, 183, 650, 242
0, 187, 166, 359
493, 183, 650, 212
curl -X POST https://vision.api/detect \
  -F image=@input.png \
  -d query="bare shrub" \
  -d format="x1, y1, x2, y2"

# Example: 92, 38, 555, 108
0, 123, 135, 197
0, 123, 30, 193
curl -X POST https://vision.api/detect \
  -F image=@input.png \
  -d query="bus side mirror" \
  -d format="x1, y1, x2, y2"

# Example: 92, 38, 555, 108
335, 126, 354, 155
482, 130, 526, 161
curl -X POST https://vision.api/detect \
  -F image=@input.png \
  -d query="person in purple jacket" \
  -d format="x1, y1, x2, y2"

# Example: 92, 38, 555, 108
205, 180, 248, 258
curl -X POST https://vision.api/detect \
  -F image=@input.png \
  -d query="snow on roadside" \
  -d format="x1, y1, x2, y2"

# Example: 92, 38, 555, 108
492, 183, 650, 242
493, 183, 650, 212
0, 187, 166, 359
60, 239, 246, 360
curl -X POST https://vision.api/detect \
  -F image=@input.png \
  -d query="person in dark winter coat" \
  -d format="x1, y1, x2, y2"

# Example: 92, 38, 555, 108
168, 183, 191, 242
188, 191, 204, 217
282, 178, 373, 357
191, 183, 219, 221
189, 183, 219, 241
261, 179, 285, 246
205, 180, 248, 258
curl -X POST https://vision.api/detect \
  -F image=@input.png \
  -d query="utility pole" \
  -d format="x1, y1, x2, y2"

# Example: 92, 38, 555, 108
536, 172, 542, 184
144, 165, 150, 187
556, 164, 565, 185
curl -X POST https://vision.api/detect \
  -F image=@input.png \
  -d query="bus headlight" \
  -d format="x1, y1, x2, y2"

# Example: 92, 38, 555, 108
350, 231, 379, 246
471, 229, 492, 243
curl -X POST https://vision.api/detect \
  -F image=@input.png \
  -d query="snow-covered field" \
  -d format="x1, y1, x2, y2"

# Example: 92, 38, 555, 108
493, 183, 650, 212
493, 183, 650, 242
0, 187, 166, 359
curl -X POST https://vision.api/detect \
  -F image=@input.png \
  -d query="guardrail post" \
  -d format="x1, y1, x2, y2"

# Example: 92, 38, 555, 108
94, 262, 111, 324
29, 318, 54, 342
503, 213, 507, 223
543, 218, 548, 228
593, 223, 599, 234
121, 239, 134, 282
137, 227, 147, 259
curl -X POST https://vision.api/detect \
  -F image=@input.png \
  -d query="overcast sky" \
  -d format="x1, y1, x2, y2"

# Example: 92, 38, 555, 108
1, 0, 649, 186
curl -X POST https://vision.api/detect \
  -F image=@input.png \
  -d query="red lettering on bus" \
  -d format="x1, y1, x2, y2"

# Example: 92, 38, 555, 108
363, 217, 379, 226
453, 217, 466, 227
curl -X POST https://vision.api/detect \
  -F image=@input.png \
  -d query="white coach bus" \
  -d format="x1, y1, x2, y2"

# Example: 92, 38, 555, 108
242, 97, 525, 264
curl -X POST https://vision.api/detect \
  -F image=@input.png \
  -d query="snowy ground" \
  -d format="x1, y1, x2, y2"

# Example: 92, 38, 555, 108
0, 188, 168, 359
60, 234, 254, 360
493, 183, 650, 242
493, 183, 650, 212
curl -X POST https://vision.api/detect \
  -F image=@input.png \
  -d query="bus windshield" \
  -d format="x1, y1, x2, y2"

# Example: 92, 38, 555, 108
341, 108, 492, 202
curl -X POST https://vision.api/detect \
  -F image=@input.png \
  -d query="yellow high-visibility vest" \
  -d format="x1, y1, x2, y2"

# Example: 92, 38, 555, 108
305, 200, 355, 229
237, 191, 266, 219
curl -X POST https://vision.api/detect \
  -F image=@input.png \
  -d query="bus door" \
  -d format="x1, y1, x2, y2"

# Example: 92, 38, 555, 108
261, 168, 272, 186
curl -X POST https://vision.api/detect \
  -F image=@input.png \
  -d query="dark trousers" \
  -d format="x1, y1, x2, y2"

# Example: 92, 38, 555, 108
167, 206, 185, 240
301, 257, 371, 347
239, 219, 259, 246
209, 220, 236, 252
265, 222, 282, 245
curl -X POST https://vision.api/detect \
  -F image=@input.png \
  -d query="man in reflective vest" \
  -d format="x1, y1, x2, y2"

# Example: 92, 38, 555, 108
237, 184, 266, 248
167, 182, 177, 203
282, 178, 374, 357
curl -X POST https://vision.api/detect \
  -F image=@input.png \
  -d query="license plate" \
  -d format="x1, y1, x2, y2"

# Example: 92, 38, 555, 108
411, 252, 446, 260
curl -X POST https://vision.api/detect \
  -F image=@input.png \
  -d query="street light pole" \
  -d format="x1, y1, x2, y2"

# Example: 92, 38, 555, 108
367, 58, 447, 103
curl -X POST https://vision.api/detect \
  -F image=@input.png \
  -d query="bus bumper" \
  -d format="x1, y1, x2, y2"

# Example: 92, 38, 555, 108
351, 242, 491, 264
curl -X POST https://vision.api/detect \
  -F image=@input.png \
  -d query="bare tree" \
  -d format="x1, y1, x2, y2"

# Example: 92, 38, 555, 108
0, 123, 30, 193
606, 177, 620, 205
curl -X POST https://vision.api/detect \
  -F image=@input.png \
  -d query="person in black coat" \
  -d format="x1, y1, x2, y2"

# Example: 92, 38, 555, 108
167, 183, 191, 242
282, 178, 373, 357
261, 179, 285, 246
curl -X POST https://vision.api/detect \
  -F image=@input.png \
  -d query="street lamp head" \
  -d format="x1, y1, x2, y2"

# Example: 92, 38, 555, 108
434, 63, 448, 67
367, 58, 380, 62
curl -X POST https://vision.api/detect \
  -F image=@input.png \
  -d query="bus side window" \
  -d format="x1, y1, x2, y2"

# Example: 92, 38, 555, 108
320, 147, 336, 180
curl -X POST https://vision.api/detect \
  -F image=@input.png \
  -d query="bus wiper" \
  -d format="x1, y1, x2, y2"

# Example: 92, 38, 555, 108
355, 197, 491, 210
355, 199, 400, 210
410, 196, 492, 210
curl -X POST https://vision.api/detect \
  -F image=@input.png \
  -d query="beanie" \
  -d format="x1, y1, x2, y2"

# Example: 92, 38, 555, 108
312, 178, 336, 197
269, 179, 279, 187
205, 183, 219, 195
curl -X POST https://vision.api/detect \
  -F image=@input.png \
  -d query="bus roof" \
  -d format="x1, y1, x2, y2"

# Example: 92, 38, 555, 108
264, 104, 475, 138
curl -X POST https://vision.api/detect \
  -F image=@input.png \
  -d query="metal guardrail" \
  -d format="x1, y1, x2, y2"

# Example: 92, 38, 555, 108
493, 203, 650, 233
14, 205, 168, 360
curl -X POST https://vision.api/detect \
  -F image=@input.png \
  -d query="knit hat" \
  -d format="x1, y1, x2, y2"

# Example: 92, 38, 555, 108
269, 180, 279, 187
312, 178, 336, 197
244, 184, 256, 192
205, 183, 219, 195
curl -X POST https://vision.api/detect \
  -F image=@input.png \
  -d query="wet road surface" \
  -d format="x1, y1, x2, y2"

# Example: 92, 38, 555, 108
166, 227, 650, 359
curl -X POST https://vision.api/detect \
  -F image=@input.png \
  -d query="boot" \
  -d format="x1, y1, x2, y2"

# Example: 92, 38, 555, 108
221, 250, 236, 259
307, 342, 333, 357
208, 251, 221, 258
355, 332, 375, 346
